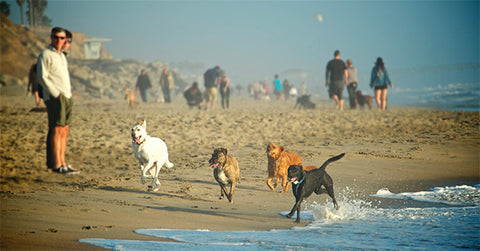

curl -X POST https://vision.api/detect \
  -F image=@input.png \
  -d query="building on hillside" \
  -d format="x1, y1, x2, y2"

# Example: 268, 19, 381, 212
84, 38, 112, 59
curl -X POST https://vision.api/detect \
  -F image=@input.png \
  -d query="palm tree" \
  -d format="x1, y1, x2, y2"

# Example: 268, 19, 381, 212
27, 0, 47, 27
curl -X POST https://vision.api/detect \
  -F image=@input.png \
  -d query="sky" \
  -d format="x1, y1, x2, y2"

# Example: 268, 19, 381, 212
6, 0, 480, 94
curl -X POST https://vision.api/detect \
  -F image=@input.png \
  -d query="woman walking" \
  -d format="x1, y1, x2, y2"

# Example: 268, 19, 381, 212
370, 57, 393, 111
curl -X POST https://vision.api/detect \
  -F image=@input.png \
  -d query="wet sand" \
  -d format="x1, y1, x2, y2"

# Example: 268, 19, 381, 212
1, 95, 478, 250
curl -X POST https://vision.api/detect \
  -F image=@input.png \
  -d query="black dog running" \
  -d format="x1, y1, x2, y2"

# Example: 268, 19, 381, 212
286, 153, 345, 223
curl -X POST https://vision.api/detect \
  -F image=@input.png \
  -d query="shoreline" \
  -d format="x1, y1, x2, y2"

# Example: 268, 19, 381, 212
1, 96, 479, 250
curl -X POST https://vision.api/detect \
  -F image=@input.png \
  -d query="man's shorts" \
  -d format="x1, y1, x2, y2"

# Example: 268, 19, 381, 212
205, 87, 217, 102
46, 94, 73, 128
328, 81, 345, 100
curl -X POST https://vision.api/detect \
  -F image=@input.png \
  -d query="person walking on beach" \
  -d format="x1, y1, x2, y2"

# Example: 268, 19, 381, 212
159, 68, 174, 103
136, 69, 152, 103
370, 57, 393, 111
219, 71, 230, 109
203, 66, 221, 110
37, 27, 78, 174
273, 74, 284, 101
283, 79, 291, 100
300, 81, 307, 95
325, 50, 348, 111
346, 59, 358, 109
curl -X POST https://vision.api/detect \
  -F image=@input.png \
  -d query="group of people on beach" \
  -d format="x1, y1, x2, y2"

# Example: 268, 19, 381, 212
325, 50, 393, 111
127, 49, 395, 113
182, 65, 233, 110
135, 65, 232, 111
245, 50, 393, 112
134, 68, 175, 104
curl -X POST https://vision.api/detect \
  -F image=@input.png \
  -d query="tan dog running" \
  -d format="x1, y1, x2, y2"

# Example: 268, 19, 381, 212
125, 85, 136, 108
209, 148, 240, 203
266, 143, 302, 193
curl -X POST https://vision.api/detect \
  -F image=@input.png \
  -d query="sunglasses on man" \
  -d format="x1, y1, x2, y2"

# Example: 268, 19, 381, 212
53, 35, 66, 40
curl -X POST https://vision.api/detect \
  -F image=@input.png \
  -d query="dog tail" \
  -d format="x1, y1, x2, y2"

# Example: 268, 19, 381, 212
319, 153, 345, 170
165, 160, 174, 169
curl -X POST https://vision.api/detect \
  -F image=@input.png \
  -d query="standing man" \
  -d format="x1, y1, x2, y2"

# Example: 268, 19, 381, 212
203, 66, 221, 110
325, 50, 348, 111
37, 27, 78, 174
136, 69, 152, 103
346, 59, 358, 109
159, 68, 174, 103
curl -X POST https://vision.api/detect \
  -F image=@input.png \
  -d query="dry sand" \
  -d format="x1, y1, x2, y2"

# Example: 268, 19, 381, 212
1, 95, 479, 250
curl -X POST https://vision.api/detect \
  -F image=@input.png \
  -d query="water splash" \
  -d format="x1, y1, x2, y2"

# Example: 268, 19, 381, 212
371, 184, 480, 206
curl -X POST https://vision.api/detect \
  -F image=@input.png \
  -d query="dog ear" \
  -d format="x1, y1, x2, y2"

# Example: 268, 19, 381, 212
280, 146, 285, 152
142, 120, 146, 130
220, 148, 228, 155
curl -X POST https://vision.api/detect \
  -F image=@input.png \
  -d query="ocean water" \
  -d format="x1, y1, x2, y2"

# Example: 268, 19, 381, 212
390, 82, 480, 111
80, 184, 480, 250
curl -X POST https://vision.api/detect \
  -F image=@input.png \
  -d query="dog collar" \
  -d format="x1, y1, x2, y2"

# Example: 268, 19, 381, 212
294, 176, 305, 195
296, 176, 305, 185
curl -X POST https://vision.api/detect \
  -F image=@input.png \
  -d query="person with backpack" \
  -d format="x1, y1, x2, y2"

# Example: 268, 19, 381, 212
370, 57, 393, 111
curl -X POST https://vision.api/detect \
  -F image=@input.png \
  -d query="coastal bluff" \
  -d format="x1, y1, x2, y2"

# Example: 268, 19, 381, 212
0, 14, 188, 99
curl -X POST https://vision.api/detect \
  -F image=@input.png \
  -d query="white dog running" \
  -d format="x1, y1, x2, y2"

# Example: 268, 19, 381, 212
131, 120, 174, 191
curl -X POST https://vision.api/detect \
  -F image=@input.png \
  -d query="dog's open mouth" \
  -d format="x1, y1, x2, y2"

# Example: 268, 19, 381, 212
289, 177, 297, 182
209, 163, 219, 168
132, 136, 142, 145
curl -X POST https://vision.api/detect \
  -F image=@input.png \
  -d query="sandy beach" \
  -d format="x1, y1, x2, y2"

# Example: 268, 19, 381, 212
1, 95, 479, 250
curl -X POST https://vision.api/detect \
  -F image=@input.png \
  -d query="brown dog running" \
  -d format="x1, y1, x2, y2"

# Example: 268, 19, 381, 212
266, 143, 302, 193
209, 148, 240, 203
355, 90, 373, 110
125, 85, 136, 108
